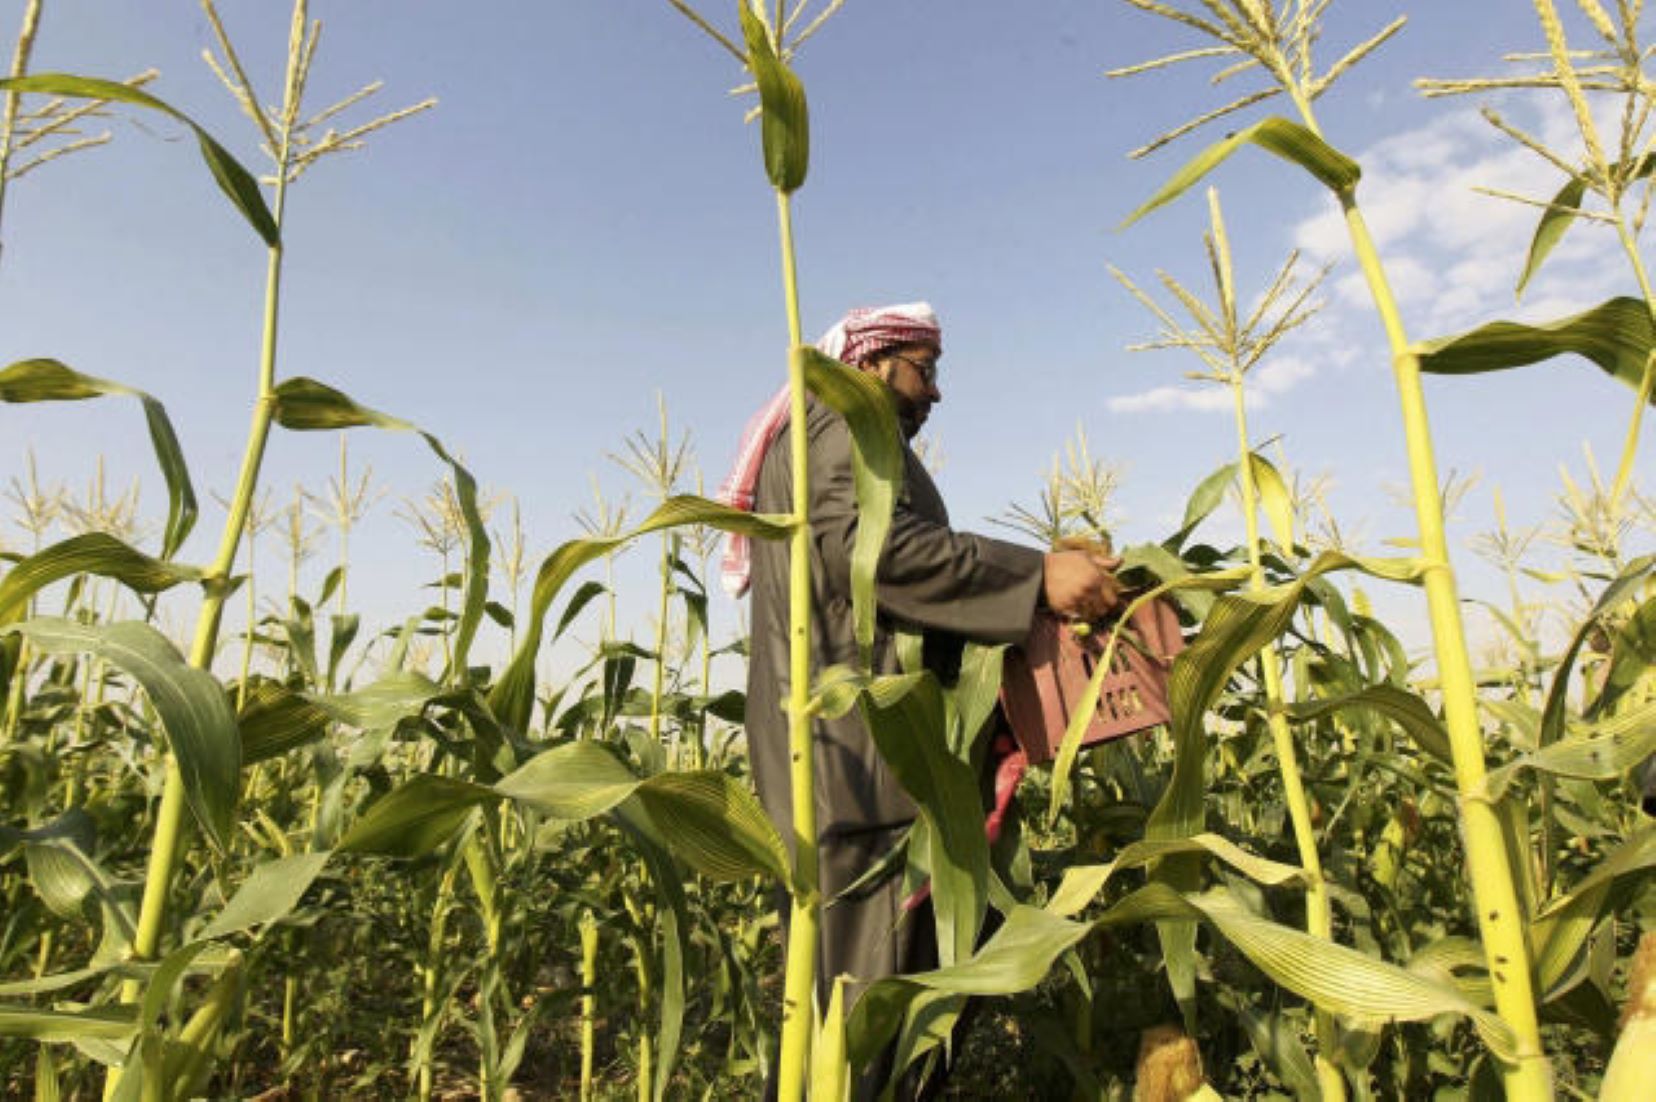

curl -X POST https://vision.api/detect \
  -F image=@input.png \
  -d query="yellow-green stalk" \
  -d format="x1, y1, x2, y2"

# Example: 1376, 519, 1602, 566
775, 186, 818, 1102
580, 909, 599, 1102
0, 0, 42, 262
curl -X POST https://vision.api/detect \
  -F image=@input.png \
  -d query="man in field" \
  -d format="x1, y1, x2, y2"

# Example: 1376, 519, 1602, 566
721, 301, 1119, 1095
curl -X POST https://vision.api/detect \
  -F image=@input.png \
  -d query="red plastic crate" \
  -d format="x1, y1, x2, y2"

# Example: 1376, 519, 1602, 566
1000, 597, 1185, 766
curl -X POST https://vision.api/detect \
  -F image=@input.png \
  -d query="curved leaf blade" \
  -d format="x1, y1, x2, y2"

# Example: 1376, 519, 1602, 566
8, 619, 239, 852
1414, 297, 1656, 401
0, 534, 204, 628
737, 4, 809, 193
1123, 116, 1360, 227
801, 348, 904, 663
0, 74, 278, 246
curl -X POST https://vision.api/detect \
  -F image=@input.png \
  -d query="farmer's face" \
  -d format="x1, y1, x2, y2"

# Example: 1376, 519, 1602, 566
869, 342, 942, 439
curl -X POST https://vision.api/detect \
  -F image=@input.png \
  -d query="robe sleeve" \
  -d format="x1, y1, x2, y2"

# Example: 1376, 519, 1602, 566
806, 407, 1044, 645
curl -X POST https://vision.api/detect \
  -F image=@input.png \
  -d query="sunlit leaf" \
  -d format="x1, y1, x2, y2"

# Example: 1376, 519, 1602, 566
0, 359, 198, 558
737, 3, 809, 193
489, 495, 791, 732
1415, 298, 1656, 401
0, 534, 203, 627
801, 347, 905, 663
8, 619, 238, 852
272, 377, 491, 681
1123, 116, 1360, 227
0, 74, 278, 246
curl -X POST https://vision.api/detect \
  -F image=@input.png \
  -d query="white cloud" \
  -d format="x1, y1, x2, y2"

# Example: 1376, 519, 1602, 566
1107, 383, 1233, 414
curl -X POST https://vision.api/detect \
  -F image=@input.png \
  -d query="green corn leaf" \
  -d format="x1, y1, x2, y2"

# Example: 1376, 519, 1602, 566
1530, 827, 1655, 993
0, 74, 278, 247
1538, 555, 1655, 747
237, 678, 332, 765
336, 774, 493, 857
816, 670, 986, 966
1247, 451, 1295, 555
737, 3, 809, 193
1517, 174, 1589, 299
497, 741, 791, 884
632, 771, 792, 884
1044, 832, 1307, 918
1167, 461, 1237, 552
489, 494, 791, 732
848, 884, 1515, 1069
0, 1005, 139, 1043
1414, 297, 1656, 401
197, 852, 331, 941
0, 359, 198, 559
494, 739, 646, 819
1046, 567, 1247, 826
272, 377, 491, 681
802, 347, 905, 664
553, 580, 609, 643
1516, 155, 1655, 298
0, 533, 204, 627
7, 619, 239, 853
1123, 116, 1360, 227
1482, 702, 1656, 802
310, 669, 444, 732
1284, 684, 1454, 766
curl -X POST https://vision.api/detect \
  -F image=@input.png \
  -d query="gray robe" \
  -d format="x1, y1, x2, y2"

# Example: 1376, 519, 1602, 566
745, 397, 1043, 1023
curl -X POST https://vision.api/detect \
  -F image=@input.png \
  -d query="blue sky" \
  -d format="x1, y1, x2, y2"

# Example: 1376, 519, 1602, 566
2, 1, 1650, 682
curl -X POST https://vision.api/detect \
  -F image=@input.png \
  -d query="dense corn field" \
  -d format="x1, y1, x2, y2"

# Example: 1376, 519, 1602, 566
2, 1, 1653, 1099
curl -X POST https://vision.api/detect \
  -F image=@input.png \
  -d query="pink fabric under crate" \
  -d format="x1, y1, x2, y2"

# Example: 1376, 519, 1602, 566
1000, 598, 1185, 766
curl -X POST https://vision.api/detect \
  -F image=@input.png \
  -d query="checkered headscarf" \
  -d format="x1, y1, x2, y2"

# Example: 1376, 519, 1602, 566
717, 302, 942, 597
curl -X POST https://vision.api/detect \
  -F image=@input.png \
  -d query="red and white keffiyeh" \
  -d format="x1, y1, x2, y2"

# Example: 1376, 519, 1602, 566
717, 302, 942, 597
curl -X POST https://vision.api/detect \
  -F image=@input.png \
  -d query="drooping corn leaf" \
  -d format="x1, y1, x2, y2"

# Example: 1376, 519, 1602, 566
1516, 155, 1655, 298
336, 774, 493, 858
847, 884, 1515, 1069
497, 740, 791, 884
1481, 702, 1656, 802
236, 678, 332, 765
197, 852, 332, 941
1284, 684, 1454, 766
1044, 832, 1307, 918
272, 377, 490, 683
802, 347, 905, 665
0, 359, 198, 559
488, 495, 791, 732
1589, 594, 1656, 719
816, 670, 986, 966
1123, 116, 1360, 227
0, 74, 278, 246
0, 533, 204, 627
1414, 298, 1656, 401
8, 619, 239, 853
737, 2, 809, 193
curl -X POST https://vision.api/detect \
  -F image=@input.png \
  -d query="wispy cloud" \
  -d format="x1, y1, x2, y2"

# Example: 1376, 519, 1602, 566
1107, 96, 1634, 415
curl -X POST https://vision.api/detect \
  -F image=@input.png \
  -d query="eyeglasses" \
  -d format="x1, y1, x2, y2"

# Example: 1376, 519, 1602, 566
887, 351, 940, 387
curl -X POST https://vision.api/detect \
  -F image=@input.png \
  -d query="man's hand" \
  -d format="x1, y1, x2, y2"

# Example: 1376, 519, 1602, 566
1042, 549, 1123, 622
